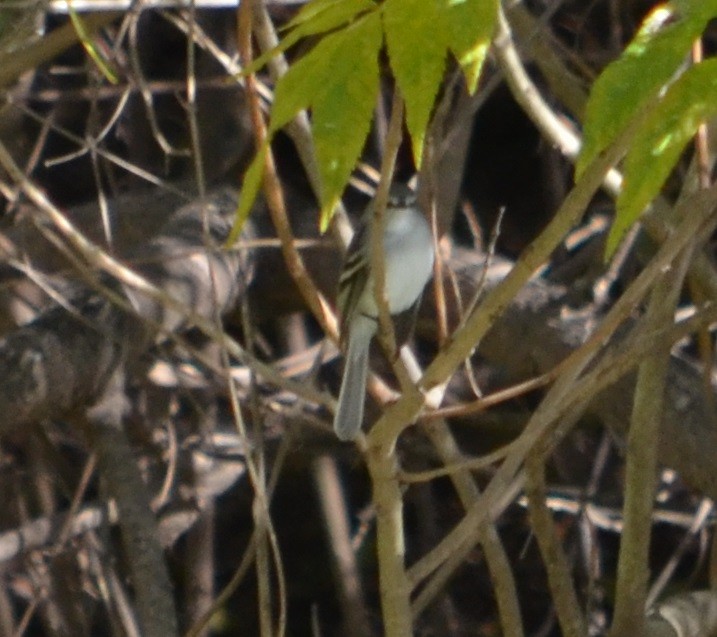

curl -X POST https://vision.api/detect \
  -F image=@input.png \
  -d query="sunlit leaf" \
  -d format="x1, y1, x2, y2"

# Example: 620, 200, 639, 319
383, 0, 447, 166
271, 12, 381, 223
269, 34, 333, 133
314, 66, 380, 229
240, 0, 498, 230
241, 0, 377, 78
577, 0, 717, 178
447, 0, 497, 92
281, 0, 376, 32
607, 58, 717, 256
311, 12, 382, 225
285, 0, 377, 40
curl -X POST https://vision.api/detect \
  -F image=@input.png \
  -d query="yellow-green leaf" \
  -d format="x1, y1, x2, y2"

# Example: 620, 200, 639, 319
271, 12, 381, 221
383, 0, 447, 166
577, 0, 717, 178
241, 0, 377, 78
269, 33, 334, 134
312, 12, 382, 224
608, 58, 717, 256
447, 0, 497, 93
281, 0, 376, 32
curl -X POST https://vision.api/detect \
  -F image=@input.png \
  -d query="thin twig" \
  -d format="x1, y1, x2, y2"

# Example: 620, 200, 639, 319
184, 421, 294, 637
235, 5, 287, 636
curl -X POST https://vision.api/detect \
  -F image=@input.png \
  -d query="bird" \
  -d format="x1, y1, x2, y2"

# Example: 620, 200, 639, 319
333, 183, 434, 441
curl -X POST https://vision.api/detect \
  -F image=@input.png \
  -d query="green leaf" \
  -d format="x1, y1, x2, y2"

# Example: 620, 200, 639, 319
269, 25, 339, 133
313, 69, 379, 229
607, 58, 717, 256
281, 0, 376, 32
312, 12, 382, 225
447, 0, 497, 93
228, 143, 268, 245
286, 0, 377, 40
577, 0, 717, 178
383, 0, 448, 166
383, 0, 496, 163
242, 0, 377, 78
271, 12, 381, 222
246, 0, 496, 230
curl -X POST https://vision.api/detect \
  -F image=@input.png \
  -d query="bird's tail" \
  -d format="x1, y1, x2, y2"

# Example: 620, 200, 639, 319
333, 317, 374, 441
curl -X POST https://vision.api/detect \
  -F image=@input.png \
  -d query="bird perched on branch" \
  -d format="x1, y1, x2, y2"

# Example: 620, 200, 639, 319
333, 184, 434, 441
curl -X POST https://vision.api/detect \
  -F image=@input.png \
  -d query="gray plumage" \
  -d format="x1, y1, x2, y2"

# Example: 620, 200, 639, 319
333, 185, 434, 441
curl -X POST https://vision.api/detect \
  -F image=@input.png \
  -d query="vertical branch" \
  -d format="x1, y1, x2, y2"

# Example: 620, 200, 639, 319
254, 494, 274, 637
83, 369, 178, 637
609, 247, 694, 636
364, 88, 413, 637
525, 451, 586, 637
367, 443, 413, 637
691, 39, 711, 191
237, 0, 334, 339
236, 6, 286, 637
184, 0, 207, 195
371, 91, 407, 381
685, 36, 717, 439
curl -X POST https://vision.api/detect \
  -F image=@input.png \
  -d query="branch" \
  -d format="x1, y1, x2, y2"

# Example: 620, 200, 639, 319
82, 369, 178, 637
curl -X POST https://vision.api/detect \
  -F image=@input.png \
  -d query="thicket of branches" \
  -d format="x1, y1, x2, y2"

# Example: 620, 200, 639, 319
0, 1, 716, 636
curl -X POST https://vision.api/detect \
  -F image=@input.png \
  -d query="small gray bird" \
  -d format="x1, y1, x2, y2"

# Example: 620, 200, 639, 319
333, 184, 434, 441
